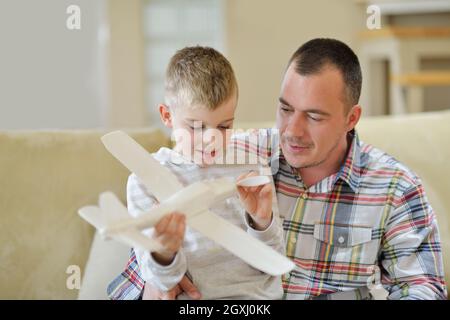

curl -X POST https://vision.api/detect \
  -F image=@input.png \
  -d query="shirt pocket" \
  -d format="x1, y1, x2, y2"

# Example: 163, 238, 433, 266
313, 222, 376, 282
313, 222, 372, 247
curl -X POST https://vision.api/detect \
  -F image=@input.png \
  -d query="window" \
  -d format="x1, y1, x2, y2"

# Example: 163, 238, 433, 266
142, 0, 225, 127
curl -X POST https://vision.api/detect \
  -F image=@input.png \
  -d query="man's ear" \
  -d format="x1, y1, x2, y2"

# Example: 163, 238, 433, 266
345, 105, 362, 132
159, 104, 173, 128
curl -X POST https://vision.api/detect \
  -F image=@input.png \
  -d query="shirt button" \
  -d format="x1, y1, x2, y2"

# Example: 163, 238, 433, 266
338, 236, 345, 244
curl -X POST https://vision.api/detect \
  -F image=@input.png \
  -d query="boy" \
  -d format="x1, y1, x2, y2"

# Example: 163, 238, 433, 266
107, 46, 285, 300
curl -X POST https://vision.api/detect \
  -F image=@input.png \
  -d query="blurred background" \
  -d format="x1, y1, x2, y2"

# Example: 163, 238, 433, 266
0, 0, 449, 130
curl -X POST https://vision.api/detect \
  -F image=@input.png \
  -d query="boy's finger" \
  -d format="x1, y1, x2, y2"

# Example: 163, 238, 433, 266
154, 214, 172, 236
177, 217, 186, 237
166, 212, 185, 235
260, 184, 272, 197
236, 186, 249, 198
236, 171, 258, 183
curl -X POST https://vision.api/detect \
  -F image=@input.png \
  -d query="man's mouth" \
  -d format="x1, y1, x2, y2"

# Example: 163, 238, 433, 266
286, 143, 311, 154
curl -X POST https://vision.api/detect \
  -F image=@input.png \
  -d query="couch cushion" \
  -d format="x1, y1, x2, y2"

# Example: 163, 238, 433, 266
0, 128, 170, 299
77, 232, 130, 300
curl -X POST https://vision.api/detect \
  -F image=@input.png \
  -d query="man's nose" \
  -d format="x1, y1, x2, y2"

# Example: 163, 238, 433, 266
285, 112, 306, 138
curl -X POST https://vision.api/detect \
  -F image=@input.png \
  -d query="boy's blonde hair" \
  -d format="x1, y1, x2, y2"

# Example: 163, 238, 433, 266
164, 46, 238, 110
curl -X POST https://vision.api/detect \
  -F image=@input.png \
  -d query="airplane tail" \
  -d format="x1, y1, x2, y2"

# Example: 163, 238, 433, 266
78, 192, 130, 236
78, 191, 164, 252
78, 205, 106, 230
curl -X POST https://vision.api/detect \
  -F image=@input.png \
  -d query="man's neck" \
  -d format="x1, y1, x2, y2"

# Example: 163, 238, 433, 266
297, 135, 351, 189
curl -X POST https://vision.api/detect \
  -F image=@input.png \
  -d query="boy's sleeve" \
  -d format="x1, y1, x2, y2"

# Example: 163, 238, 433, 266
243, 176, 285, 255
232, 128, 285, 255
126, 173, 188, 292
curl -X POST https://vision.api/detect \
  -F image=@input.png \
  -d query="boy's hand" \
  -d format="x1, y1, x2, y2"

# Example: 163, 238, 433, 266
151, 212, 186, 265
236, 172, 273, 231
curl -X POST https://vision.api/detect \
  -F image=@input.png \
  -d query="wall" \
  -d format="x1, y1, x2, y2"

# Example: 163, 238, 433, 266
225, 0, 366, 122
0, 0, 108, 130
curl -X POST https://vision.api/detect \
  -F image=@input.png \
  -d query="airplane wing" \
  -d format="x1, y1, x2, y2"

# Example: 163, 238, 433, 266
187, 210, 295, 276
99, 131, 295, 276
101, 130, 183, 200
78, 192, 163, 252
115, 229, 163, 252
78, 205, 105, 230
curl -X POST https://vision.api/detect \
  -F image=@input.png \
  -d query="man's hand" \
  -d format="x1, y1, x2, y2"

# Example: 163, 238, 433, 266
142, 275, 201, 300
236, 171, 273, 231
151, 212, 186, 265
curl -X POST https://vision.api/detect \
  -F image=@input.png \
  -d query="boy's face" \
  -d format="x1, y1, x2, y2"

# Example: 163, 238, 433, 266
159, 93, 237, 165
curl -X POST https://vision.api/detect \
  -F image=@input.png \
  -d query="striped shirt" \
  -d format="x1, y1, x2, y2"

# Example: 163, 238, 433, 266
107, 129, 447, 300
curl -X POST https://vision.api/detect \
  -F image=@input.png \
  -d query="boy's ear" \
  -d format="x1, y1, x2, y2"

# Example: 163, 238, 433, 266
159, 104, 173, 128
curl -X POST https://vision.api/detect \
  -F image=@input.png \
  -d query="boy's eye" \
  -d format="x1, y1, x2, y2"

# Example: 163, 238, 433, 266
189, 125, 204, 130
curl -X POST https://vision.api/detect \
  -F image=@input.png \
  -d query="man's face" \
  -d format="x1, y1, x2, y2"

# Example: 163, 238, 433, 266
276, 63, 353, 170
161, 94, 237, 164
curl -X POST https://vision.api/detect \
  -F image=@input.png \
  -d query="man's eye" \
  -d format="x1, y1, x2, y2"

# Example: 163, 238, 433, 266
280, 106, 292, 113
308, 115, 322, 121
218, 126, 230, 130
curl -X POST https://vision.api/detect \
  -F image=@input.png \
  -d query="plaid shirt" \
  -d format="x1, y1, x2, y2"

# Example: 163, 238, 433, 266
107, 129, 447, 300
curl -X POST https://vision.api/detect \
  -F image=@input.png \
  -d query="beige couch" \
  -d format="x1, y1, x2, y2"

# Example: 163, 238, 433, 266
1, 111, 449, 299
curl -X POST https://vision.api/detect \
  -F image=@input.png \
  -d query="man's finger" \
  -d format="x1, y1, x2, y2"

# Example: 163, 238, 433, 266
160, 291, 177, 300
179, 275, 201, 300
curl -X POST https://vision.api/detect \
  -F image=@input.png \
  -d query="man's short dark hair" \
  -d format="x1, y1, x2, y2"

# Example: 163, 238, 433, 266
288, 38, 362, 109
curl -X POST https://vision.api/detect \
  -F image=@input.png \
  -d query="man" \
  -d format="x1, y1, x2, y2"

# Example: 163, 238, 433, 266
108, 38, 447, 300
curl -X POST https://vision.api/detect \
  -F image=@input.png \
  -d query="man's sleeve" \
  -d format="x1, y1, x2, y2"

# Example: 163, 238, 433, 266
106, 173, 157, 300
107, 248, 145, 300
380, 182, 447, 300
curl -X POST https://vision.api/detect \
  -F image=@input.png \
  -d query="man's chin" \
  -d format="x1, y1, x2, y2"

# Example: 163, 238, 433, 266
283, 153, 317, 170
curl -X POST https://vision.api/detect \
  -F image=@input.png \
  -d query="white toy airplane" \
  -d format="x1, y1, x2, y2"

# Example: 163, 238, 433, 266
78, 131, 295, 276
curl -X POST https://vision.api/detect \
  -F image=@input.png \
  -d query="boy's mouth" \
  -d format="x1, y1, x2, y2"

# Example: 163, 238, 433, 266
196, 149, 216, 158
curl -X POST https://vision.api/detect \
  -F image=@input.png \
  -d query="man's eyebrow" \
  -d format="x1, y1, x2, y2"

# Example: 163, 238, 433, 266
303, 109, 331, 116
279, 97, 331, 117
279, 97, 293, 107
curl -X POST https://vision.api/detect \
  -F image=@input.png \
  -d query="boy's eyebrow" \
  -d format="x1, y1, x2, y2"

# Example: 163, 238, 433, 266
279, 97, 331, 116
185, 118, 235, 123
219, 117, 235, 123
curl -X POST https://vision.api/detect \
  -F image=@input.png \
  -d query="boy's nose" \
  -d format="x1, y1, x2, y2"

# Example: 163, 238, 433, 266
202, 128, 223, 146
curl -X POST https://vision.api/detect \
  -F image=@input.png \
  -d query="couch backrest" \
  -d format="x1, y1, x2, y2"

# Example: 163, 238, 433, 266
357, 110, 450, 288
0, 128, 171, 299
